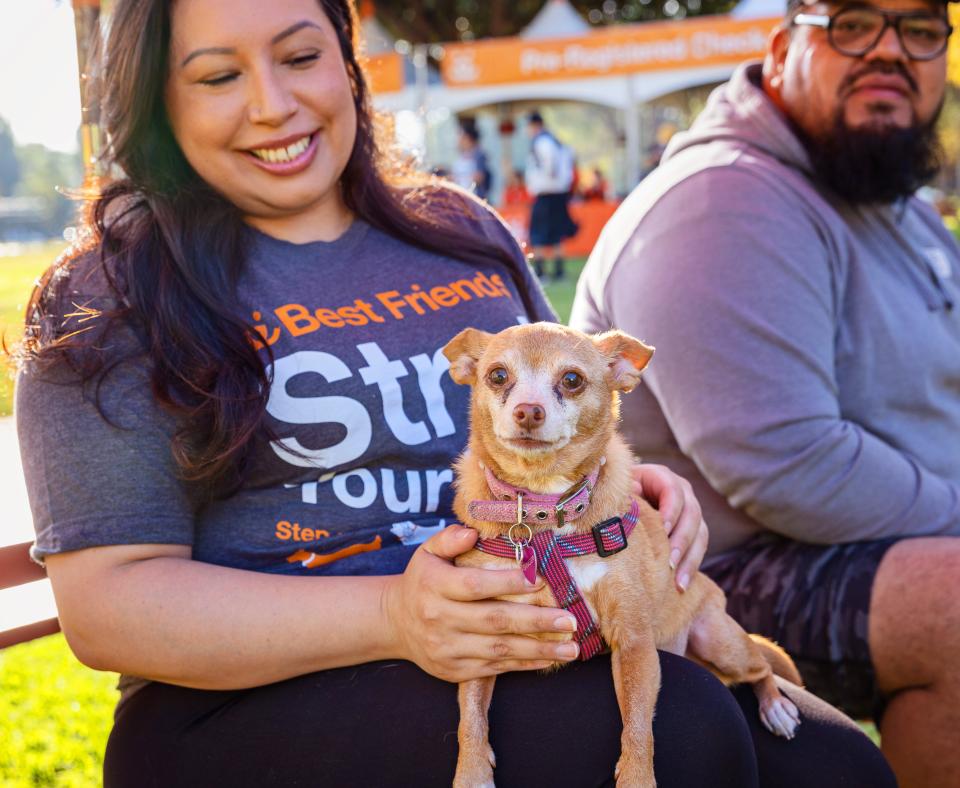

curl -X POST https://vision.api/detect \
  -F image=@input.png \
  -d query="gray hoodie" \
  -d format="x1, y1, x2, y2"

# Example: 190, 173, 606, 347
571, 62, 960, 554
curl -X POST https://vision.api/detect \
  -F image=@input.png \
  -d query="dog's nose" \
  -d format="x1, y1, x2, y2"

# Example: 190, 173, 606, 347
513, 403, 545, 430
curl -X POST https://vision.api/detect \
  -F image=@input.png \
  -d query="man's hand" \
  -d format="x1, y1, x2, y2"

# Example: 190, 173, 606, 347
632, 463, 709, 592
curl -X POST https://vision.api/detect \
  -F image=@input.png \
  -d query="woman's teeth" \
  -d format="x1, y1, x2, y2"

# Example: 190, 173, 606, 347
251, 135, 311, 163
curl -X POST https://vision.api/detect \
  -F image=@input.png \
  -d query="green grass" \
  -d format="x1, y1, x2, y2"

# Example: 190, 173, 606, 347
539, 256, 586, 324
0, 242, 64, 416
946, 212, 960, 243
0, 634, 118, 787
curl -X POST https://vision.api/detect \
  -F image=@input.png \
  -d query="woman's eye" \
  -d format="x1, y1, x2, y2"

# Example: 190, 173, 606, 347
287, 52, 321, 67
487, 367, 508, 386
560, 371, 583, 391
199, 73, 238, 87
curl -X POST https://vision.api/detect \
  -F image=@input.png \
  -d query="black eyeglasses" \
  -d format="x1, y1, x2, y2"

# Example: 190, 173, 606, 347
793, 6, 953, 61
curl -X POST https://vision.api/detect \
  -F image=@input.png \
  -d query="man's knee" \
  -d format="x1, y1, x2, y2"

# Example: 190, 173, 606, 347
870, 537, 960, 691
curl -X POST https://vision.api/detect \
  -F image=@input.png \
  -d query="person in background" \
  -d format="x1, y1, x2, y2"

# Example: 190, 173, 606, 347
524, 110, 578, 281
501, 167, 532, 207
451, 119, 492, 201
639, 142, 666, 181
572, 0, 960, 784
581, 167, 609, 201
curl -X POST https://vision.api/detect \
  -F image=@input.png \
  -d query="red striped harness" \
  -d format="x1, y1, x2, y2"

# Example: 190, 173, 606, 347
471, 467, 640, 661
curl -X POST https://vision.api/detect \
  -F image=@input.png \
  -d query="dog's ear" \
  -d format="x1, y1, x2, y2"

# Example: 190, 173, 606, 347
442, 328, 493, 385
593, 330, 655, 393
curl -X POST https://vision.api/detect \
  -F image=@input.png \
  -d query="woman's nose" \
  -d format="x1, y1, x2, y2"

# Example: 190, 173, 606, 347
247, 67, 298, 125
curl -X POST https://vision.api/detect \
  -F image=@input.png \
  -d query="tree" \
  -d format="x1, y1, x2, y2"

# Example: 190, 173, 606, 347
0, 117, 20, 197
373, 0, 737, 44
14, 143, 83, 236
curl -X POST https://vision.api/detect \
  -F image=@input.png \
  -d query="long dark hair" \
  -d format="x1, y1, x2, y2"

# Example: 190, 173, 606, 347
22, 0, 533, 493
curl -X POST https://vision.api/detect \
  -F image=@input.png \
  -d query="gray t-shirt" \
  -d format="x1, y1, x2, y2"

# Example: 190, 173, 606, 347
18, 214, 554, 577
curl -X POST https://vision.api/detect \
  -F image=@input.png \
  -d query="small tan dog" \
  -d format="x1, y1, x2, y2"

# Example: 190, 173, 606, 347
442, 322, 801, 788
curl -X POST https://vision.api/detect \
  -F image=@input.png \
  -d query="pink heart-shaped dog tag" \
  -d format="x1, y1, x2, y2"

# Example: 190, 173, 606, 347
521, 545, 537, 585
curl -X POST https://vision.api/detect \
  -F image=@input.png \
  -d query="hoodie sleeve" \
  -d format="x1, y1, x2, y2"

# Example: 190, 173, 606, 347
599, 166, 960, 544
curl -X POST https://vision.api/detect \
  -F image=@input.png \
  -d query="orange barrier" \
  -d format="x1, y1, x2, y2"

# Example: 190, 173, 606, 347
498, 199, 621, 258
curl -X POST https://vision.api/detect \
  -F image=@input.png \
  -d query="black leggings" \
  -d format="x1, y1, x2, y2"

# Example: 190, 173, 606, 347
104, 653, 895, 788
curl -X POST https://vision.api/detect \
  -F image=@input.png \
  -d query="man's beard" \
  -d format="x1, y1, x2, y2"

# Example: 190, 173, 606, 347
801, 108, 943, 205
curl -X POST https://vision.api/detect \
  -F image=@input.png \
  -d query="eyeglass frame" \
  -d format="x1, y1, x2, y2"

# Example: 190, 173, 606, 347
792, 6, 954, 61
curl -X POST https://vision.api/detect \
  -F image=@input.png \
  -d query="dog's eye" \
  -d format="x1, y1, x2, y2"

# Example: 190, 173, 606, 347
487, 367, 508, 386
560, 371, 584, 391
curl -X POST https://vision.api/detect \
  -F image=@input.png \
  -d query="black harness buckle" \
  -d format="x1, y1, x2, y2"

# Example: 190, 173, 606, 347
592, 517, 627, 558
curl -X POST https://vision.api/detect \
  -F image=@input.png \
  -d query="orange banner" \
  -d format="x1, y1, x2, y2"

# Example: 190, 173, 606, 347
366, 52, 405, 94
441, 15, 778, 87
949, 4, 959, 86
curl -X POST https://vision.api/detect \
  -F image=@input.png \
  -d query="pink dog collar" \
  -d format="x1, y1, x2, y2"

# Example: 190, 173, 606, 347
468, 464, 602, 529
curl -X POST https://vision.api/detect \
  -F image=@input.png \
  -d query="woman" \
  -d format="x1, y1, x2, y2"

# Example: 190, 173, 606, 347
17, 0, 894, 786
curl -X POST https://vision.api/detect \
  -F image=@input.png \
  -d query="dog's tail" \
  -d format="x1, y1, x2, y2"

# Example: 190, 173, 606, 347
749, 634, 803, 686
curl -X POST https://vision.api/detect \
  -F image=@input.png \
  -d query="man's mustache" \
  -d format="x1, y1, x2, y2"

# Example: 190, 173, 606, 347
839, 63, 919, 96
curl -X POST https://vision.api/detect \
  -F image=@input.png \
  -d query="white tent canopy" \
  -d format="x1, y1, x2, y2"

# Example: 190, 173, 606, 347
521, 0, 591, 40
732, 0, 787, 18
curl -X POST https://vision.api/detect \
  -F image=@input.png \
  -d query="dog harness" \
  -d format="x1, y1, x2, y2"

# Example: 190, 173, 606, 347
471, 467, 640, 661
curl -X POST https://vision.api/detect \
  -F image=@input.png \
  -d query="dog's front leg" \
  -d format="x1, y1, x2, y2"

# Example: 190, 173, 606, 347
611, 637, 661, 788
454, 676, 497, 788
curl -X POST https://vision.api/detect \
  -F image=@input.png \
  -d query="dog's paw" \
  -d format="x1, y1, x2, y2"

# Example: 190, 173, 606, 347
453, 745, 496, 788
614, 755, 656, 788
452, 778, 494, 788
759, 694, 801, 739
452, 771, 495, 788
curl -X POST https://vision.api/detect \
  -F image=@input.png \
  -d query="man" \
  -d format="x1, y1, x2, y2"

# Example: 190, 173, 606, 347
525, 111, 578, 280
571, 0, 960, 785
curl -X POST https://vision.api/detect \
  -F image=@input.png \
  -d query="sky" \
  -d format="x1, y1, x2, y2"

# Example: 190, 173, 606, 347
0, 0, 82, 153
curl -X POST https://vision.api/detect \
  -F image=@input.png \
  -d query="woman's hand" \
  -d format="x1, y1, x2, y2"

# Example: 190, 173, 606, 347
632, 463, 709, 592
382, 525, 579, 683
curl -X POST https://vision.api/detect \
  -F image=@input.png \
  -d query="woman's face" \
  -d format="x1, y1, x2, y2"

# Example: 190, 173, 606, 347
165, 0, 357, 241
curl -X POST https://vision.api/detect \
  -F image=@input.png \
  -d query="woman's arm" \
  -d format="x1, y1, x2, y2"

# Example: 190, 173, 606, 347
47, 526, 580, 690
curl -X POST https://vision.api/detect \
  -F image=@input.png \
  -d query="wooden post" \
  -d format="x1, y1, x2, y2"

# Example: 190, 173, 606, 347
71, 0, 103, 184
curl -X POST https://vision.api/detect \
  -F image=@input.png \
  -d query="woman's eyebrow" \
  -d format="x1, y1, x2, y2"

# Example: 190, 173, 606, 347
181, 46, 234, 68
270, 20, 323, 45
180, 20, 322, 68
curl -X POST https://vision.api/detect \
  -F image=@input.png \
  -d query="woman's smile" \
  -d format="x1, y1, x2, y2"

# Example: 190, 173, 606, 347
245, 131, 319, 174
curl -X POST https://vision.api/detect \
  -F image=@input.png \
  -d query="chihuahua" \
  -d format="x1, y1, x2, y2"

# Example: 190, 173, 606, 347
442, 322, 800, 788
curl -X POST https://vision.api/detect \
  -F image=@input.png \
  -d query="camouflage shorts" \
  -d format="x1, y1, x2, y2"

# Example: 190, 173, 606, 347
703, 534, 899, 720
